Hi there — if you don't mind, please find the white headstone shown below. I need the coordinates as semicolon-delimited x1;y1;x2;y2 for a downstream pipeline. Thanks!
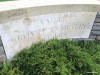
0;12;96;59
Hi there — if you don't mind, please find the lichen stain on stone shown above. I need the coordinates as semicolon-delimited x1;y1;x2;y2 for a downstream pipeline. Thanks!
23;18;32;25
36;33;44;41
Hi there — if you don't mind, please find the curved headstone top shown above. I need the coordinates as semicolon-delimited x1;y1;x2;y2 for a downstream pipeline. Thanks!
0;0;100;24
0;0;100;12
0;0;99;60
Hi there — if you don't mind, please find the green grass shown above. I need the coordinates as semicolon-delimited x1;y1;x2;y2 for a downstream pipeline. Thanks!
0;39;100;75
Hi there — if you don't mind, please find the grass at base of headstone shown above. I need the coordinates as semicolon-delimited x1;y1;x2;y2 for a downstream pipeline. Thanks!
0;39;100;75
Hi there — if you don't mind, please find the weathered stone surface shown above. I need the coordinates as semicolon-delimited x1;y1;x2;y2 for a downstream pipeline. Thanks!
97;12;100;15
0;12;96;59
73;38;95;41
0;9;28;24
95;18;100;23
89;35;96;39
0;54;6;63
0;4;99;24
0;39;2;46
92;25;100;30
94;23;100;26
96;15;100;18
91;31;100;36
95;36;100;40
0;1;100;61
0;46;4;55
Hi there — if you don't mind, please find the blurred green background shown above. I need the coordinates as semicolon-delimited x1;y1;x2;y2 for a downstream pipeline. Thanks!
0;0;13;2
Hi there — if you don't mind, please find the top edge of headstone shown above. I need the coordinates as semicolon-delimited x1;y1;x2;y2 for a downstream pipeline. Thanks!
0;0;100;12
0;0;100;23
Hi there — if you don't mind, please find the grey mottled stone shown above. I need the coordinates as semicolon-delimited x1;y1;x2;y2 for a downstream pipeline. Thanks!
95;18;100;23
96;15;100;18
97;12;100;15
92;25;100;31
0;54;6;63
72;38;95;41
0;39;2;46
95;36;100;40
0;46;4;55
0;9;28;23
94;23;100;26
91;31;100;36
89;35;96;39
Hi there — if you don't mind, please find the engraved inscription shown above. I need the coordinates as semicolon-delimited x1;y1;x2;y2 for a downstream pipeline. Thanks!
0;12;96;59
